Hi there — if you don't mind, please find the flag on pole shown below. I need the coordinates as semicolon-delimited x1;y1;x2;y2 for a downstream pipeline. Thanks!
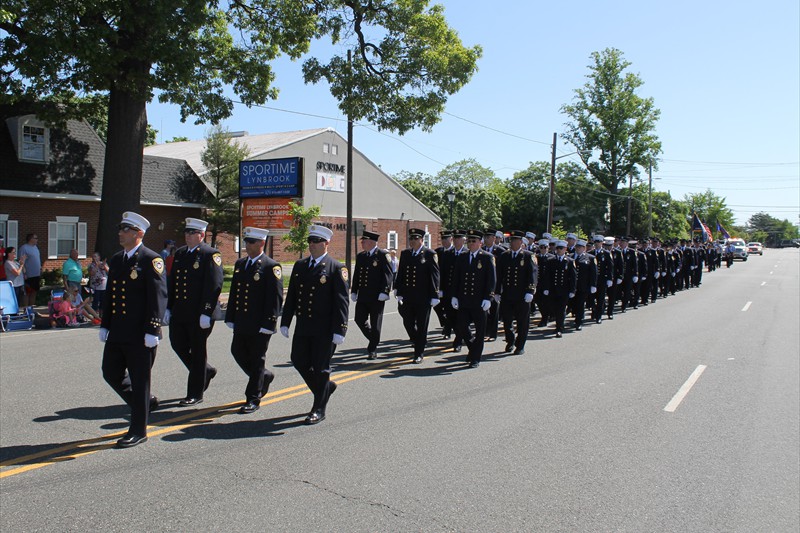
716;221;731;240
692;213;713;242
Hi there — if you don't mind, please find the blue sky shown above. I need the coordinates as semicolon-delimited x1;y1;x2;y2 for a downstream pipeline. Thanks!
146;0;800;227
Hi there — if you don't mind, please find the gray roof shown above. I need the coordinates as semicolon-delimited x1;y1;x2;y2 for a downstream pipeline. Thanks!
144;128;331;177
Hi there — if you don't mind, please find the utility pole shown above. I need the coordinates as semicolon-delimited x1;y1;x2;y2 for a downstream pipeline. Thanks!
345;50;353;274
547;132;556;233
626;173;633;236
647;161;653;237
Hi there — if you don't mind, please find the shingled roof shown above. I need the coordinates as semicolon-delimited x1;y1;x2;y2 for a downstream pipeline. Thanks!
1;103;208;206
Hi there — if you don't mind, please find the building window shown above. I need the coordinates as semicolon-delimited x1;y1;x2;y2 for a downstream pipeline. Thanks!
323;143;329;154
387;231;398;250
48;217;87;259
0;215;18;249
331;144;339;155
21;124;47;162
423;232;432;249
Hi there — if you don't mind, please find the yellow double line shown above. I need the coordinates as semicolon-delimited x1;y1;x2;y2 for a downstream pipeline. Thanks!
0;356;409;479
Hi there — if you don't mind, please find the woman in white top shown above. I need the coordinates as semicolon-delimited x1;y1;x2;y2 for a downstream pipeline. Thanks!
3;247;26;304
88;252;108;314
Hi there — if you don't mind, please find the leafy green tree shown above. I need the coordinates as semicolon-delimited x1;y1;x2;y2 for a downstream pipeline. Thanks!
2;0;481;257
561;48;662;234
683;190;735;239
200;125;251;248
283;202;321;259
502;162;550;231
167;136;190;143
747;212;799;246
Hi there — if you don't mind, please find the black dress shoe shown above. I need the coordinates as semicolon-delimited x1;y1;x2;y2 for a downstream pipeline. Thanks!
179;397;203;407
576;325;583;331
412;355;423;364
305;409;326;425
149;396;159;413
595;318;602;324
467;361;480;369
555;331;563;338
487;337;496;342
116;434;148;448
607;315;614;320
239;401;260;414
204;368;217;392
513;348;525;355
367;352;377;360
453;345;462;353
505;343;514;352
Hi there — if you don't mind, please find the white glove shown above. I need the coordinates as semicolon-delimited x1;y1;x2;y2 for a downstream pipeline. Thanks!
259;328;273;335
633;276;638;283
99;328;109;343
437;290;444;298
569;293;575;299
481;300;491;311
280;326;289;338
451;297;459;310
642;276;647;281
225;322;234;329
606;280;613;288
396;295;404;305
543;290;549;296
199;314;212;329
671;272;676;277
144;334;159;348
493;294;501;303
350;292;358;302
654;272;660;279
524;293;533;303
691;266;696;270
616;278;623;285
590;286;597;294
378;293;390;302
661;271;666;277
430;298;440;307
332;333;345;345
163;309;171;325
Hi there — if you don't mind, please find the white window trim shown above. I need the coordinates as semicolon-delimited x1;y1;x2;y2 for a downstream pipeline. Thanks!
0;215;18;249
48;218;87;259
16;115;50;164
387;230;398;250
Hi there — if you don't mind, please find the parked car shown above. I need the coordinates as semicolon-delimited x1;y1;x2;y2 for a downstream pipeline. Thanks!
778;239;800;248
747;242;763;255
726;239;748;261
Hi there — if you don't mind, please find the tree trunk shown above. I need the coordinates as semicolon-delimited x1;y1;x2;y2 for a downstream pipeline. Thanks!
95;86;148;258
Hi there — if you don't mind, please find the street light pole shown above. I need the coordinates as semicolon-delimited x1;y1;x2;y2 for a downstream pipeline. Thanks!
647;161;653;237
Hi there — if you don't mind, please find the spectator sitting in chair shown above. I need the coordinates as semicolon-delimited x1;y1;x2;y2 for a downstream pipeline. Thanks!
62;249;84;292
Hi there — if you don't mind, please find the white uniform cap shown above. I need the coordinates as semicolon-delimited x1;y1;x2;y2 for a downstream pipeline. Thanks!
542;232;552;239
495;230;504;239
185;218;209;231
309;224;333;241
522;237;529;246
592;235;604;242
556;240;568;247
603;236;615;245
538;239;550;246
549;238;558;244
525;232;536;240
576;239;587;246
243;227;269;240
120;211;150;232
566;233;577;240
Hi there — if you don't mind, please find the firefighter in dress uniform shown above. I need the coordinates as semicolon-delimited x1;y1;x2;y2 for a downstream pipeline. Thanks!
394;228;440;363
588;235;613;324
450;230;496;368
280;225;349;425
542;240;577;338
224;227;283;414
495;230;536;354
350;230;393;360
163;218;223;407
99;212;167;448
433;231;454;338
572;239;597;331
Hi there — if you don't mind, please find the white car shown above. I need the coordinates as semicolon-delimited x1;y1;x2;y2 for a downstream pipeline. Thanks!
747;242;763;255
727;239;748;261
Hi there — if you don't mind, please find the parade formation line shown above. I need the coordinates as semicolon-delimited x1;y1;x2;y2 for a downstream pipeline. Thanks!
0;355;413;479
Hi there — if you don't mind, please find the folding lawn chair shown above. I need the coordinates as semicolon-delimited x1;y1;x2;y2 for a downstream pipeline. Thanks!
0;280;34;331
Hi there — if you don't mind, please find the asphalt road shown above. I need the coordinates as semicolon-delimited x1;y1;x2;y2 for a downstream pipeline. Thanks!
1;249;798;532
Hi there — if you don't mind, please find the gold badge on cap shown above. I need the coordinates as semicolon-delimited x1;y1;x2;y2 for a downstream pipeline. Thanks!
152;258;164;275
212;253;222;267
273;266;282;280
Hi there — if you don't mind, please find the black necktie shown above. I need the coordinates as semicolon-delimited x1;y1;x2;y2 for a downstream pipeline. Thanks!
309;259;316;270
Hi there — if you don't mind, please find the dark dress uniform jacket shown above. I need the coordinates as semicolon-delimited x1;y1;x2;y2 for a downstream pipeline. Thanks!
543;255;577;295
281;255;349;337
590;248;614;283
438;247;462;298
395;247;440;304
452;250;496;307
168;243;224;319
496;249;536;302
351;247;393;299
102;245;167;342
225;255;283;333
574;252;598;293
622;248;639;279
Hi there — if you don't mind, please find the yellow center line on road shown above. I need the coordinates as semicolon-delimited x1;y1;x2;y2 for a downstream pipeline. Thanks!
0;355;413;479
